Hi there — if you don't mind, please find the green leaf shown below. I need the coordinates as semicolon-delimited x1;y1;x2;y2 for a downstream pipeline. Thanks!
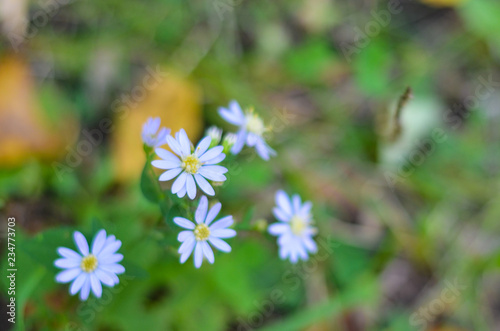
140;161;162;203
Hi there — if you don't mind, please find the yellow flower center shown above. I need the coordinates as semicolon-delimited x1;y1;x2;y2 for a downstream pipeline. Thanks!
245;110;266;136
290;216;307;236
182;154;202;174
194;224;210;241
80;254;98;273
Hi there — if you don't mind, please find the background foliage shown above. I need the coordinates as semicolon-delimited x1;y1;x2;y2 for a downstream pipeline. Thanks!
1;0;500;330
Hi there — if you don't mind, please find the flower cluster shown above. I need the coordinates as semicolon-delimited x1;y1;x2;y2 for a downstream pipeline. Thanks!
55;100;318;301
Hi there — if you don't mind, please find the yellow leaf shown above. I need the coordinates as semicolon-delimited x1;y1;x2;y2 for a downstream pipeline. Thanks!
0;54;78;167
111;70;203;181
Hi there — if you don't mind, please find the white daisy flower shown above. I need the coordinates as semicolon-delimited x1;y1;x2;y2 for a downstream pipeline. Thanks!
268;190;317;263
54;230;125;301
152;129;228;200
174;196;236;268
218;100;276;160
141;117;170;147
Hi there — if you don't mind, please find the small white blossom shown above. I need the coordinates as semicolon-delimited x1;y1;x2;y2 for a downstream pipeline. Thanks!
218;100;276;160
142;117;170;147
206;126;223;146
152;129;228;200
54;230;125;300
174;196;236;268
268;191;317;263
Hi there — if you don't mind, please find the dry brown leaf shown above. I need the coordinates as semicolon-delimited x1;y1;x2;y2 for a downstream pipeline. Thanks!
0;54;78;167
111;70;203;181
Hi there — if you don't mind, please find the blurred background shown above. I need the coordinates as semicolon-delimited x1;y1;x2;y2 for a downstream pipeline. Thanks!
1;0;500;330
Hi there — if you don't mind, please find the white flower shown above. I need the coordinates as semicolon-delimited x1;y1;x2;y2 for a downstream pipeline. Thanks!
174;196;236;268
268;191;317;263
142;117;170;147
218;100;276;160
206;126;222;145
152;129;228;200
54;230;125;301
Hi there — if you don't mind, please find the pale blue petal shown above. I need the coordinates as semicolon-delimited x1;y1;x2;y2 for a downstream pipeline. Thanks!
91;229;107;255
195;136;211;157
173;217;195;230
79;278;91;301
57;247;81;260
73;231;89;256
272;207;290;223
199;146;223;162
159;168;182;181
186;174;197;200
209;216;233;230
155;148;181;163
90;273;102;298
195;195;209;224
178;129;191;156
70;273;87;295
194;243;203;268
100;263;125;274
97;240;121;258
56;268;81;283
268;223;289;236
167;135;183;156
99;254;123;265
231;129;246;154
211;229;236;238
171;172;187;194
194;174;215;196
198;167;227;181
205;202;221;225
292;195;302;215
54;258;80;269
203;153;226;165
178;236;195;254
275;190;293;216
201;241;214;264
178;230;194;242
152;160;181;170
208;237;231;252
95;269;115;287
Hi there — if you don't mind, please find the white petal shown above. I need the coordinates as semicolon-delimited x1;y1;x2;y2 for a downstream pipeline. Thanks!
246;133;259;146
167;135;183;156
199;146;224;162
186;174;197;200
211;229;236;238
91;229;107;256
73;231;89;256
194;174;215;196
209;216;233;230
152;160;181;170
178;236;196;254
303;236;318;253
203;153;226;165
171;172;187;194
205;202;221;225
100;263;125;274
178;129;191;156
57;247;81;260
275;191;293;216
195;195;209;224
70;273;87;295
198;167;227;182
208;237;231;252
95;269;115;287
231;129;246;154
195;136;211;156
54;258;81;269
272;207;290;223
218;101;245;125
56;268;81;283
201;241;214;264
98;240;122;258
159;168;182;181
268;223;289;236
90;273;102;298
292;195;302;214
80;278;91;301
177;185;187;198
99;253;123;265
178;230;194;242
173;217;195;230
194;243;203;268
180;239;195;264
155;148;181;163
